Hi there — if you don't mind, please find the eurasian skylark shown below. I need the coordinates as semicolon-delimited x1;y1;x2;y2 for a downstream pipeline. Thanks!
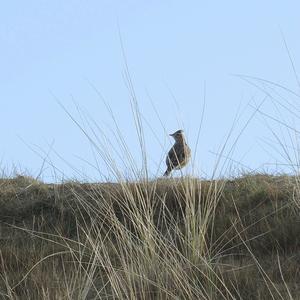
164;129;191;176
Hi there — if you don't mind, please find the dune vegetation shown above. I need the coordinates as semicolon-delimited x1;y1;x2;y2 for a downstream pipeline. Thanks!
0;172;299;299
1;61;300;299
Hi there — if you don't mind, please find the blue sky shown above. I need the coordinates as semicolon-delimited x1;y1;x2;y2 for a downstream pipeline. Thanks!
1;1;300;181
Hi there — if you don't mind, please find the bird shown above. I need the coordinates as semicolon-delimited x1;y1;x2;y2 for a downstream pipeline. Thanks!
164;129;191;176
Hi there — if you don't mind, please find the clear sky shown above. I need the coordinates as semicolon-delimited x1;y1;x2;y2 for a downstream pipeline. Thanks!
1;1;300;181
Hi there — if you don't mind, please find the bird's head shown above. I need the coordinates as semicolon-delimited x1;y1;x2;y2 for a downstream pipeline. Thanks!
170;129;185;142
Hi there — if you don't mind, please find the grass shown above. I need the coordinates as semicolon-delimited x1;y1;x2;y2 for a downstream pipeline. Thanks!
0;173;299;299
2;37;300;299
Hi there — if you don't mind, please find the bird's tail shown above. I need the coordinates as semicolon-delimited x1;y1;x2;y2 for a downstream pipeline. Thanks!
163;169;171;177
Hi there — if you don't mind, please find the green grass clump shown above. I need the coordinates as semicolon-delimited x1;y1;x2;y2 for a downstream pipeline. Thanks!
0;174;299;299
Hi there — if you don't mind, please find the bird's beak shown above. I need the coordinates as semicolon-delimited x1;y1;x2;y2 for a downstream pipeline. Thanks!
169;133;174;137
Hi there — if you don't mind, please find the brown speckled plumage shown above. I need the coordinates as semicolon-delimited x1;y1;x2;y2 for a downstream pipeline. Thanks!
164;130;191;176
